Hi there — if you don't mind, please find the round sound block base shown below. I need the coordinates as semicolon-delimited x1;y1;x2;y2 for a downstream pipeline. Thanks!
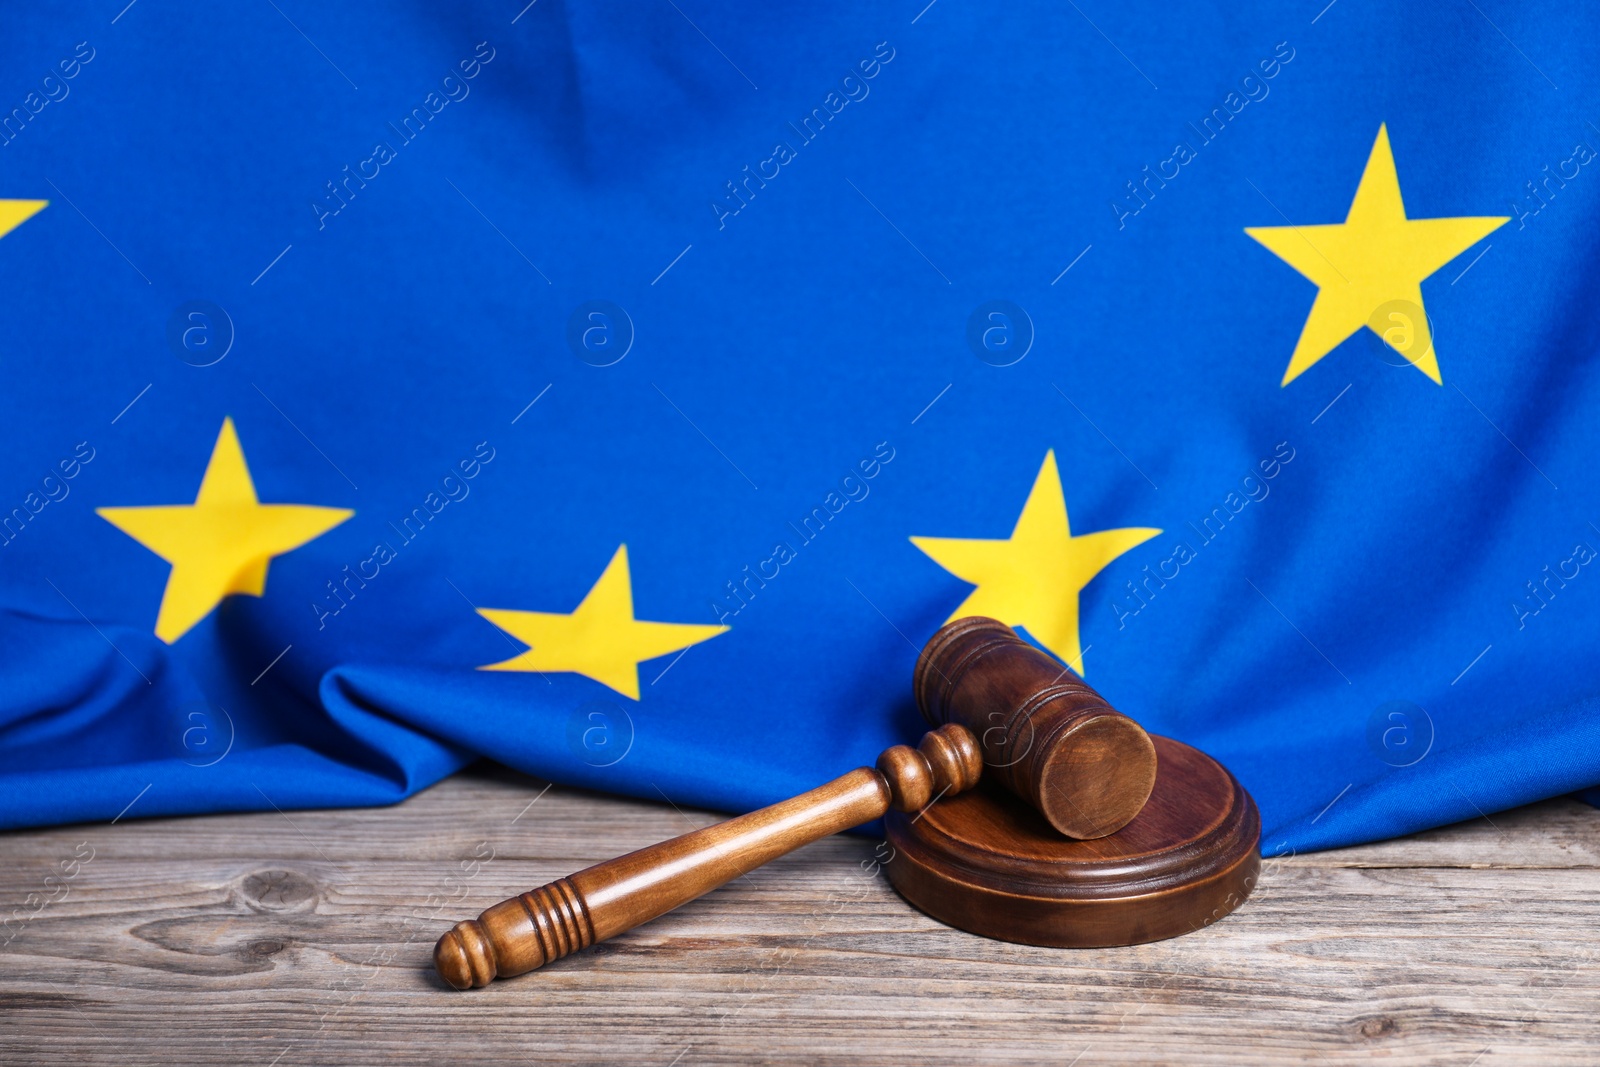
885;735;1260;948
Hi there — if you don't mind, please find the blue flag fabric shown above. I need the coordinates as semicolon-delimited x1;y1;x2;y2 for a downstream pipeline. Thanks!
2;1;1597;854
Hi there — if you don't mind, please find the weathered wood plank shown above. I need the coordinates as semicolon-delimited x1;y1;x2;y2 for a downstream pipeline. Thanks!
1;763;1596;1066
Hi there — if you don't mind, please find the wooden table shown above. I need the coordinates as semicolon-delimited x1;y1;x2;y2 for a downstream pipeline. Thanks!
2;762;1596;1065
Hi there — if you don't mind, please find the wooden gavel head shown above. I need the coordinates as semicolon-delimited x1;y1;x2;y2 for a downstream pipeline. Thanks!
914;616;1157;839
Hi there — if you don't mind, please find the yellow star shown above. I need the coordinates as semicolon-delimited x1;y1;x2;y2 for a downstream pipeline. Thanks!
1246;124;1508;386
910;451;1159;674
97;418;353;643
476;544;729;700
0;199;46;241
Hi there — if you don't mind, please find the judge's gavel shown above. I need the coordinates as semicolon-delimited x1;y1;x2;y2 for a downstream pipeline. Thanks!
434;617;1158;989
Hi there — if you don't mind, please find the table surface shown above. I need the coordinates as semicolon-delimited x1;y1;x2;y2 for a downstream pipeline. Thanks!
1;762;1596;1066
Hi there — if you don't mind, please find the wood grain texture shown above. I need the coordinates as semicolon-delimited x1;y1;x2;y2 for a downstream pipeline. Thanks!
1;761;1597;1066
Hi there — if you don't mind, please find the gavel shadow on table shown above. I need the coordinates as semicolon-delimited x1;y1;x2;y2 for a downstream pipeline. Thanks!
435;617;1260;989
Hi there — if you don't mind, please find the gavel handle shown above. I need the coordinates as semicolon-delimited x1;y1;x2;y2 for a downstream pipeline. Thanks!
435;722;982;988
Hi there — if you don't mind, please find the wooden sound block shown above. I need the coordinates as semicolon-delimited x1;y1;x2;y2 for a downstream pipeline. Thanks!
884;735;1260;948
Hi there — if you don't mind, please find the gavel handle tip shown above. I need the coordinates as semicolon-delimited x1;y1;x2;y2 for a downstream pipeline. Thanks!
436;919;498;990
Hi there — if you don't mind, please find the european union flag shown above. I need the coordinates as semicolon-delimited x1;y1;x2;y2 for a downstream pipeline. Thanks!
3;1;1597;855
